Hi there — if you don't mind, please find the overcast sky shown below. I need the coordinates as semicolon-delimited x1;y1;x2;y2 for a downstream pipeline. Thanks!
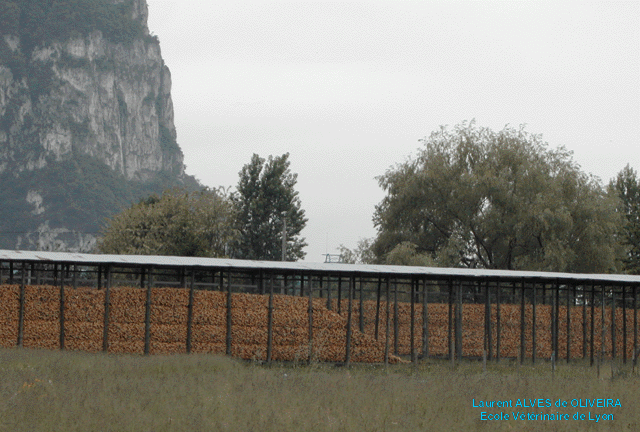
146;0;639;263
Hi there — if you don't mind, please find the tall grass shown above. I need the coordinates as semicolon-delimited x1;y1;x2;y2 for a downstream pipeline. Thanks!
0;348;638;431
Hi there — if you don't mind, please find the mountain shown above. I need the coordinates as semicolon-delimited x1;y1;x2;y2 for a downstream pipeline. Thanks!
0;0;200;252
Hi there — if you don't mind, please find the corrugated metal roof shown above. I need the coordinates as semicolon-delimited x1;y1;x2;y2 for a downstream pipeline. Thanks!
1;249;639;284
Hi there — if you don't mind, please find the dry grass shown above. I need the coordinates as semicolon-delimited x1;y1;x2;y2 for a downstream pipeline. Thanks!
1;348;639;431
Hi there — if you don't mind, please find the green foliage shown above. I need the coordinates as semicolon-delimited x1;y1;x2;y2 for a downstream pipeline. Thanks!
5;0;145;53
610;165;640;274
98;187;238;257
373;121;623;273
25;60;57;101
338;238;376;264
0;154;134;245
0;154;200;250
233;153;308;261
159;124;180;154
384;241;436;267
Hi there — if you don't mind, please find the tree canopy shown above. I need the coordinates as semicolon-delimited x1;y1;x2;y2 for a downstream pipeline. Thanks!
372;121;623;273
98;187;237;257
610;164;640;274
338;238;376;265
233;153;307;261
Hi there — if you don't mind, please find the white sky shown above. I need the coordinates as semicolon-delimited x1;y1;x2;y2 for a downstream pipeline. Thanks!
146;0;640;262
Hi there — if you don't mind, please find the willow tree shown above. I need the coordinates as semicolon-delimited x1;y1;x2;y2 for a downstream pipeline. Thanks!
373;121;623;273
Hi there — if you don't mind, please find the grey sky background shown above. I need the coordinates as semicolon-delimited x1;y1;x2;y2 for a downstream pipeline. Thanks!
146;0;639;262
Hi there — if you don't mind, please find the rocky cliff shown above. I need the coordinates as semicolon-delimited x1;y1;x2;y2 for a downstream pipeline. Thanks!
0;0;199;252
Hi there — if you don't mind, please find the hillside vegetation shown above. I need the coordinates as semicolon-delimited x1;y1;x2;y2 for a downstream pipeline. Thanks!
0;0;146;47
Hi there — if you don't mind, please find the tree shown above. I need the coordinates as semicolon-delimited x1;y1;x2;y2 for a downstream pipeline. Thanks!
383;241;436;266
98;187;238;257
373;121;623;273
610;165;640;274
338;238;376;264
233;153;307;261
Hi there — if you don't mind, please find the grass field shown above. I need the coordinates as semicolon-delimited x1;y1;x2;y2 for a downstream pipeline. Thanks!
0;348;638;431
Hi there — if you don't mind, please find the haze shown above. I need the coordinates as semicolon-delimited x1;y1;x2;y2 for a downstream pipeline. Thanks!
146;0;640;262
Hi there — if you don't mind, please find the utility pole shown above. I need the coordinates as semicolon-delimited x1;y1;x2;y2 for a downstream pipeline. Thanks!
281;211;287;261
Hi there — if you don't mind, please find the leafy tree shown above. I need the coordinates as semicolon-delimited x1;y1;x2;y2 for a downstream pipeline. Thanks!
98;188;238;257
233;153;307;261
384;241;436;266
338;238;376;264
373;121;623;273
610;165;640;274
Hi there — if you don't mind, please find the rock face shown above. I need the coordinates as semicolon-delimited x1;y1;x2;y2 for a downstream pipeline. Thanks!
0;0;198;252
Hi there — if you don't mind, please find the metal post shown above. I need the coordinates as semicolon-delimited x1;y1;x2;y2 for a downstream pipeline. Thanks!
485;281;492;361
17;262;26;347
600;285;606;373
144;267;153;355
267;273;274;363
582;285;587;360
448;280;454;363
532;281;536;364
611;287;616;360
623;285;627;364
102;266;112;352
226;271;232;355
634;285;638;368
422;279;429;358
496;281;501;362
520;279;525;364
359;277;364;333
410;278;416;363
186;270;195;353
346;275;354;366
308;275;314;363
455;281;462;361
375;277;382;340
393;279;399;356
59;264;65;350
384;277;390;366
590;283;595;366
337;276;342;314
566;283;571;363
553;281;560;361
